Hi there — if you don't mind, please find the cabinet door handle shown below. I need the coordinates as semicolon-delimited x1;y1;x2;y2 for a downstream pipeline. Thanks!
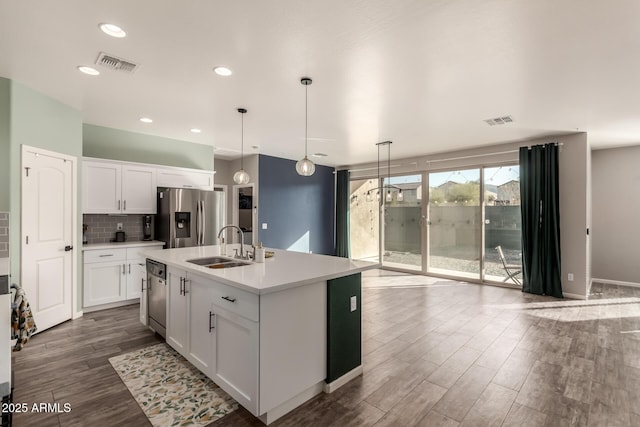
122;264;126;275
221;296;236;303
123;200;127;211
209;311;215;332
128;264;131;274
141;278;146;291
118;200;121;210
179;277;184;295
183;278;190;294
99;254;114;257
183;185;193;188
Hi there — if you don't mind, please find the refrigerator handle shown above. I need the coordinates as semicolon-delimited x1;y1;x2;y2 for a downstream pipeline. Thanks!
200;200;206;246
198;200;203;245
195;199;202;246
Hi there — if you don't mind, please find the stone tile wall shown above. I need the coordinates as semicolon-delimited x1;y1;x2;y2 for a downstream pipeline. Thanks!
0;212;8;258
83;214;152;244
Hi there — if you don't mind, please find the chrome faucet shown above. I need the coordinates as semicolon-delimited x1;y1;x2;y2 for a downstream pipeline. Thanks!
217;225;246;259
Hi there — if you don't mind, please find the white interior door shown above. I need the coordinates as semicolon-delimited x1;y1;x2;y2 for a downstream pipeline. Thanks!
22;145;76;332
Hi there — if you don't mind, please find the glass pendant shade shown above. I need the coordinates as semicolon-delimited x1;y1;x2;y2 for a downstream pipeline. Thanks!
297;77;316;176
233;169;250;185
397;190;404;201
296;156;316;176
386;190;392;202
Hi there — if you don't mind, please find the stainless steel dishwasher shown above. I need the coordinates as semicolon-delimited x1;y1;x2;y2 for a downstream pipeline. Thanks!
146;259;167;338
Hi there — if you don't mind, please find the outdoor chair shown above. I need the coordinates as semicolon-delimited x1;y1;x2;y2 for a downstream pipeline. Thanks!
496;245;522;286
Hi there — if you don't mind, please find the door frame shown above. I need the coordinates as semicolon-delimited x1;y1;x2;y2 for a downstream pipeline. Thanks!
21;144;80;320
232;183;257;245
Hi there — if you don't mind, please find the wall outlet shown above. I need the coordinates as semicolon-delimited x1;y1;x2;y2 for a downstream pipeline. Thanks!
262;223;268;230
350;296;357;312
116;223;123;231
568;273;574;281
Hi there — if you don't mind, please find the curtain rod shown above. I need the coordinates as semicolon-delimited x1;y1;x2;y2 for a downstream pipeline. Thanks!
344;142;564;172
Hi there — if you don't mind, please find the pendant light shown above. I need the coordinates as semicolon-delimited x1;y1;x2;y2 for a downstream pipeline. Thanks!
296;77;316;176
233;108;251;185
366;141;403;202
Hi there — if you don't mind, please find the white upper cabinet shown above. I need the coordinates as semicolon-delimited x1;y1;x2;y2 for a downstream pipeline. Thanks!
83;158;215;214
121;164;157;213
83;159;157;214
157;166;214;191
83;160;122;213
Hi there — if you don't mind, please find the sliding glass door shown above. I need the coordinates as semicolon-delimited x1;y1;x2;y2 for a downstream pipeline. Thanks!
348;163;521;287
483;165;522;285
381;174;423;271
349;179;380;262
426;168;481;279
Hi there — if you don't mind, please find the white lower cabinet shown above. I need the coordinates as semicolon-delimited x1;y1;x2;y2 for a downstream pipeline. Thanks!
210;305;259;414
83;260;125;306
166;268;188;355
83;244;163;310
165;266;259;415
187;275;215;375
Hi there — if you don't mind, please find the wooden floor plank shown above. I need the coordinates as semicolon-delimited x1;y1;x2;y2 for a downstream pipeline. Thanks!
9;274;639;426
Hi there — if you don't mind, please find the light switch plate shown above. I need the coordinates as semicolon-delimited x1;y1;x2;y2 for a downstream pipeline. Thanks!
262;223;268;230
350;296;357;312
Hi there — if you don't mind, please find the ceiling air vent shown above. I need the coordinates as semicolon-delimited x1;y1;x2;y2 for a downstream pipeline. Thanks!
484;115;514;126
95;52;139;73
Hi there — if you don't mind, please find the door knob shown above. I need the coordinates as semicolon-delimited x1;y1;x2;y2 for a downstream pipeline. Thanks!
64;245;73;251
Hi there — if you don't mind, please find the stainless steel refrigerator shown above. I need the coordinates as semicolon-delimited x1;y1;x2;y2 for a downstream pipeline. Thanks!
155;187;226;248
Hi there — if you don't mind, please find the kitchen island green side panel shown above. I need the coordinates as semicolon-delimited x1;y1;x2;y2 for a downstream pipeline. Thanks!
327;273;361;383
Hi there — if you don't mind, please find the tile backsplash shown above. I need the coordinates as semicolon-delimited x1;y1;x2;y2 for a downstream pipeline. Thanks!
0;212;8;258
83;214;153;244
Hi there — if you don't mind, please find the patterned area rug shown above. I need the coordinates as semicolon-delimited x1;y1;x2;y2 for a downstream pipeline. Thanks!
109;343;238;426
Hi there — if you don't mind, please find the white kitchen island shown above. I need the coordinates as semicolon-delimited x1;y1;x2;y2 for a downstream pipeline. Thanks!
144;245;377;425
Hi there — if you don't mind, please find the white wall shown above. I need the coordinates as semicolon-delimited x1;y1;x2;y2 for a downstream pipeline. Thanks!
591;145;640;285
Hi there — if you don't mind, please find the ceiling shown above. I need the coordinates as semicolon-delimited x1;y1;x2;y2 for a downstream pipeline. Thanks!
2;0;639;167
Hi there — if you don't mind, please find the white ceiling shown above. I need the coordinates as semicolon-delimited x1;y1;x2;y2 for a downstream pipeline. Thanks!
2;0;639;167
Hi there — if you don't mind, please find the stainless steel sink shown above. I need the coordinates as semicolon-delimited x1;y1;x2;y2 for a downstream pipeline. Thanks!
187;256;234;266
186;256;252;269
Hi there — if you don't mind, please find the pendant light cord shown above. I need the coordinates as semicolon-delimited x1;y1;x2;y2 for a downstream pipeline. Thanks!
305;83;308;158
241;112;244;170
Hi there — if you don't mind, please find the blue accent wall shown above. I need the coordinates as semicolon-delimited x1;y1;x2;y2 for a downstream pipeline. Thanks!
258;155;335;255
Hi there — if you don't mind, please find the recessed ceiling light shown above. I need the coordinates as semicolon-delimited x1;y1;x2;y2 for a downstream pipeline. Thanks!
139;117;153;123
190;128;202;133
77;66;100;76
213;66;232;76
99;23;126;38
312;153;328;157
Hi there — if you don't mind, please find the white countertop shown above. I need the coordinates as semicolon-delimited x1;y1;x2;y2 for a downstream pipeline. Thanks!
82;240;165;251
143;244;379;295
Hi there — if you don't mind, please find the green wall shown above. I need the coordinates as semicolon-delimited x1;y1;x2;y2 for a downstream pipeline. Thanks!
0;79;10;211
83;124;214;170
9;81;83;305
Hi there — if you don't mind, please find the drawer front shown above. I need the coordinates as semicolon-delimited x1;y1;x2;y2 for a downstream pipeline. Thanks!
127;245;163;261
84;248;126;263
209;281;259;322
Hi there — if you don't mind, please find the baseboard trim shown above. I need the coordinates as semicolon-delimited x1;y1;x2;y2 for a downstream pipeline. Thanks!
72;310;83;320
83;299;138;313
259;381;324;425
324;365;363;393
591;278;640;288
563;292;587;300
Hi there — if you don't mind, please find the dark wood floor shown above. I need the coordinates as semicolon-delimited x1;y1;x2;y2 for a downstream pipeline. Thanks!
11;271;640;426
